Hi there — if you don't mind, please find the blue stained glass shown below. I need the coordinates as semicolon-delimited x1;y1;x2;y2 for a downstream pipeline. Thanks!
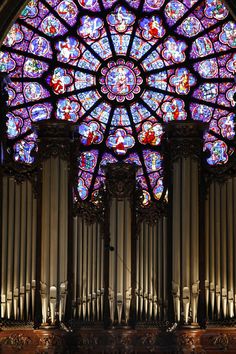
1;0;236;202
92;37;112;59
111;108;130;126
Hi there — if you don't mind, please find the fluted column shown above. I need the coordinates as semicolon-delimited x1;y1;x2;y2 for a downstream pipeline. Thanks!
166;121;207;326
34;121;74;326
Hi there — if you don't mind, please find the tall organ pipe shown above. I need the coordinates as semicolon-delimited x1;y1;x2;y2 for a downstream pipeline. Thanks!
136;218;168;322
1;176;37;321
206;178;236;321
73;217;103;322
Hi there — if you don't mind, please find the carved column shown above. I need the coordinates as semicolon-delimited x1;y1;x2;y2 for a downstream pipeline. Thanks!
33;120;74;326
103;163;137;326
166;121;207;326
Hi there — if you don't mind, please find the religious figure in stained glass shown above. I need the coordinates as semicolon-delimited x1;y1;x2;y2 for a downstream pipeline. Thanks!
0;0;235;205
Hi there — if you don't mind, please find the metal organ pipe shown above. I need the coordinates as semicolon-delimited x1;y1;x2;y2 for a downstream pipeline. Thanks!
109;198;116;323
31;189;37;320
73;217;103;322
49;157;59;325
221;184;227;318
227;179;234;318
20;182;27;320
59;159;68;322
7;177;14;319
171;155;201;325
138;222;144;320
190;159;199;324
135;218;168;322
209;182;215;319
157;222;161;319
1;176;37;321
13;183;20;320
1;177;8;318
124;199;131;323
233;177;236;316
26;181;33;320
215;182;221;319
40;156;69;325
204;189;210;321
108;198;132;324
206;178;236;321
182;158;191;325
162;217;167;320
41;159;50;324
72;217;78;318
172;160;181;322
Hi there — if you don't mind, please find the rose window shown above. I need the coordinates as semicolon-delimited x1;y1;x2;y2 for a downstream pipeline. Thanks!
99;59;143;102
1;0;236;205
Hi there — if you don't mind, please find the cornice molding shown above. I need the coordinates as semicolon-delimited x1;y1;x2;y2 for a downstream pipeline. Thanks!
164;121;208;162
33;120;75;161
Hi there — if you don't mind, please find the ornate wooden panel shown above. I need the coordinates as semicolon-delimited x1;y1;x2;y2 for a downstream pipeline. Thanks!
1;327;236;353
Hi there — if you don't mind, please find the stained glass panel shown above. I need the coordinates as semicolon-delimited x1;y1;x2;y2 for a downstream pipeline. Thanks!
1;0;236;205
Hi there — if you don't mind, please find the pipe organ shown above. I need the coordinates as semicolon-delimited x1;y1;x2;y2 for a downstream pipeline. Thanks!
166;121;207;325
171;156;200;324
108;197;132;324
136;218;168;322
72;217;103;321
205;177;236;321
41;155;68;325
2;126;236;327
2;121;236;353
1;176;37;321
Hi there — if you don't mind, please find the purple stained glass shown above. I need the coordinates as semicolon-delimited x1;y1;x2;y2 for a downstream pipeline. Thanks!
107;6;135;33
139;16;165;40
138;121;163;145
107;129;135;155
6;113;23;139
1;0;235;203
56;98;80;122
143;150;162;172
153;178;164;200
79;150;98;172
99;59;142;102
79;121;103;145
205;140;229;165
55;0;78;26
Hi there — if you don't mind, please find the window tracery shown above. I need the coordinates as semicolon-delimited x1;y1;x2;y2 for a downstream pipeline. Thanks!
0;0;235;204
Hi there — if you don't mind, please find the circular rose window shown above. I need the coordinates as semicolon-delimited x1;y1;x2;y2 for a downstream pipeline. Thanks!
1;0;235;205
99;59;143;102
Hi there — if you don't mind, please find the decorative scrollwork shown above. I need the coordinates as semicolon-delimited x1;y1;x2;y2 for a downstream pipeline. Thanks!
33;120;75;162
0;333;32;351
73;198;105;224
176;334;195;348
39;334;63;348
136;200;167;225
208;333;230;351
103;162;138;199
77;334;100;350
165;121;208;162
204;153;236;186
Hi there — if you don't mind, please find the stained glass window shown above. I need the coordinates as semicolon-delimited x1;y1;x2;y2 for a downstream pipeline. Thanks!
1;0;236;204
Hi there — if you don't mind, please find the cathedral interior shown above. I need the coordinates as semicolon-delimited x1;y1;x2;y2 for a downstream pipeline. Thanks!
0;0;236;352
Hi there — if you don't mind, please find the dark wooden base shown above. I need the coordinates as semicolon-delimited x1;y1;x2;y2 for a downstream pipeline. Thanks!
0;326;236;353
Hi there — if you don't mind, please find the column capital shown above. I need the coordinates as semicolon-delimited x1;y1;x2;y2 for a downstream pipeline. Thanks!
33;120;75;161
164;121;208;161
